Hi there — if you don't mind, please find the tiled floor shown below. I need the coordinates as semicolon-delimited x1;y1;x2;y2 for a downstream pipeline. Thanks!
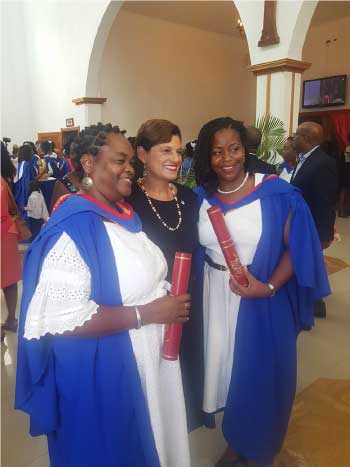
1;218;350;467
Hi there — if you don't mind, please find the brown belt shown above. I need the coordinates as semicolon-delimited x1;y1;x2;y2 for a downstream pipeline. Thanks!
204;254;227;272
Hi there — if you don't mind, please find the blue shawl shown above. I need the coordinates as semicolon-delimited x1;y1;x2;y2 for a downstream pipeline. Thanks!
13;160;34;221
195;176;330;465
15;195;160;467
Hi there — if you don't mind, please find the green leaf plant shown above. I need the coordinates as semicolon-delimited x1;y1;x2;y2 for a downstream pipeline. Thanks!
255;114;287;165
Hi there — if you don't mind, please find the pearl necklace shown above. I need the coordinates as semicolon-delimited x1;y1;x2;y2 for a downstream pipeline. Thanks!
138;179;182;231
217;172;249;195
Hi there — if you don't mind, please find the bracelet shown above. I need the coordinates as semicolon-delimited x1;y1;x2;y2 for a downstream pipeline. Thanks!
134;306;142;329
267;283;276;297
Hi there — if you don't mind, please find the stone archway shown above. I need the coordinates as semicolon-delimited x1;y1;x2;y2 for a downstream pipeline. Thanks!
83;1;124;124
84;1;255;139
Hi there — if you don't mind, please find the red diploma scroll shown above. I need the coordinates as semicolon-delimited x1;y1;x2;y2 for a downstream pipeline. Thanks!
162;252;192;361
207;205;248;287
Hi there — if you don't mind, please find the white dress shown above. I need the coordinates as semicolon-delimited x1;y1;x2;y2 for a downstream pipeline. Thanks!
24;221;191;467
198;174;263;413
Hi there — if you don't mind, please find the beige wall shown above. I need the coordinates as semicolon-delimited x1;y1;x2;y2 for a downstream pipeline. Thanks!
99;8;255;142
301;16;350;112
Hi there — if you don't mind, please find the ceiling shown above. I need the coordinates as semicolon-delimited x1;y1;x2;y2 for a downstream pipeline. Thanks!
122;1;350;38
311;1;350;26
122;1;240;37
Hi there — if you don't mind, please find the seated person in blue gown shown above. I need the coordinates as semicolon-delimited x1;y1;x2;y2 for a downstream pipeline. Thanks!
193;117;330;467
15;123;192;467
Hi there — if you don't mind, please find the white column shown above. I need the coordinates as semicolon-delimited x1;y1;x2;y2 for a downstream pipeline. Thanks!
250;59;310;135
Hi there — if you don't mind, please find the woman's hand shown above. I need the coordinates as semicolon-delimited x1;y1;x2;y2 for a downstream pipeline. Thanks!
229;267;271;299
141;294;191;325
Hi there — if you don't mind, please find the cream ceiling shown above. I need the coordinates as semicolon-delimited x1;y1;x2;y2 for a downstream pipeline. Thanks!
122;1;240;37
122;1;350;38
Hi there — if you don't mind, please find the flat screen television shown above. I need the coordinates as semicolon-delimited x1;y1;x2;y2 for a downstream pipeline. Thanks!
302;74;347;108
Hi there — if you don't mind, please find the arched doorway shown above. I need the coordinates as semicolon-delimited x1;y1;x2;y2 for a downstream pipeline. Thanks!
85;1;254;140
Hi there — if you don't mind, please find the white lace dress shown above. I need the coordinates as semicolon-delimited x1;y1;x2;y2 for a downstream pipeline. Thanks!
198;174;263;413
24;221;191;467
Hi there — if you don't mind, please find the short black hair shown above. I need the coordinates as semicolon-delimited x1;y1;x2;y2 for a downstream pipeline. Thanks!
1;142;16;181
23;141;36;154
184;140;197;159
29;180;40;195
40;140;52;154
72;122;126;177
193;117;250;195
18;144;33;162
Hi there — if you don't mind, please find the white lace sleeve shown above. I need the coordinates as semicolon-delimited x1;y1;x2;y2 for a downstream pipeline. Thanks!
24;232;99;339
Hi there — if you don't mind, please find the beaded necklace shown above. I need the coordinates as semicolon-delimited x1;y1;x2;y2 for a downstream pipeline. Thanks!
137;178;182;231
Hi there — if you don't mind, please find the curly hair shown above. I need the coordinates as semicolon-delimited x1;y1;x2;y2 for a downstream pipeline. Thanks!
72;122;126;178
193;117;251;195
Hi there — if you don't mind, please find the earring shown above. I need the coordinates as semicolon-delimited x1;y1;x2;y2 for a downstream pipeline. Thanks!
143;163;147;177
81;174;94;190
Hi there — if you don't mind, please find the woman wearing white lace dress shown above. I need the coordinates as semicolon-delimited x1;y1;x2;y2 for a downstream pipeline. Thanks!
15;123;191;467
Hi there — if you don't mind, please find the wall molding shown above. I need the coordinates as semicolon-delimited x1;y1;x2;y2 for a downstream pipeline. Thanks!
248;58;311;76
72;97;107;105
289;72;296;135
266;74;271;115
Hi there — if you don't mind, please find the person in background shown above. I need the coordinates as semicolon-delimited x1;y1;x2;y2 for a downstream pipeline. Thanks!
245;126;277;174
42;141;64;178
127;119;203;431
16;123;191;467
338;133;350;217
291;121;337;319
128;136;144;181
24;180;49;240
24;141;40;176
180;140;196;177
193;117;330;467
11;144;19;166
56;141;71;177
1;143;22;340
278;137;297;183
13;144;35;222
50;141;81;211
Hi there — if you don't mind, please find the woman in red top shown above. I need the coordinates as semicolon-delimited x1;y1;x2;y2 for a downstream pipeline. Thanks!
1;143;22;340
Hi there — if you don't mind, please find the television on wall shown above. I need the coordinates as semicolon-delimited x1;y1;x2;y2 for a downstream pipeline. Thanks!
302;74;347;108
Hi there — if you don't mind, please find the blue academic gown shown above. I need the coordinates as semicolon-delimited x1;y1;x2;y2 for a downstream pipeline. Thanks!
195;176;330;466
15;195;161;467
13;160;35;222
44;155;64;179
31;154;40;175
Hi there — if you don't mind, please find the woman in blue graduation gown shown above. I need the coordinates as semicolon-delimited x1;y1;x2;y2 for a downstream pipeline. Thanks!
16;123;191;467
193;117;330;467
13;144;36;222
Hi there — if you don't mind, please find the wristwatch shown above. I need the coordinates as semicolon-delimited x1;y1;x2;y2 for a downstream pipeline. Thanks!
267;283;276;297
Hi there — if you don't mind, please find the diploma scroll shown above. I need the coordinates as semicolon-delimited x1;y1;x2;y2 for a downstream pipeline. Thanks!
207;205;248;287
162;252;192;361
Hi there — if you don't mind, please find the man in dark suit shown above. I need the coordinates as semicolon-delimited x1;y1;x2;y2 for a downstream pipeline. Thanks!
291;122;337;318
245;126;277;174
